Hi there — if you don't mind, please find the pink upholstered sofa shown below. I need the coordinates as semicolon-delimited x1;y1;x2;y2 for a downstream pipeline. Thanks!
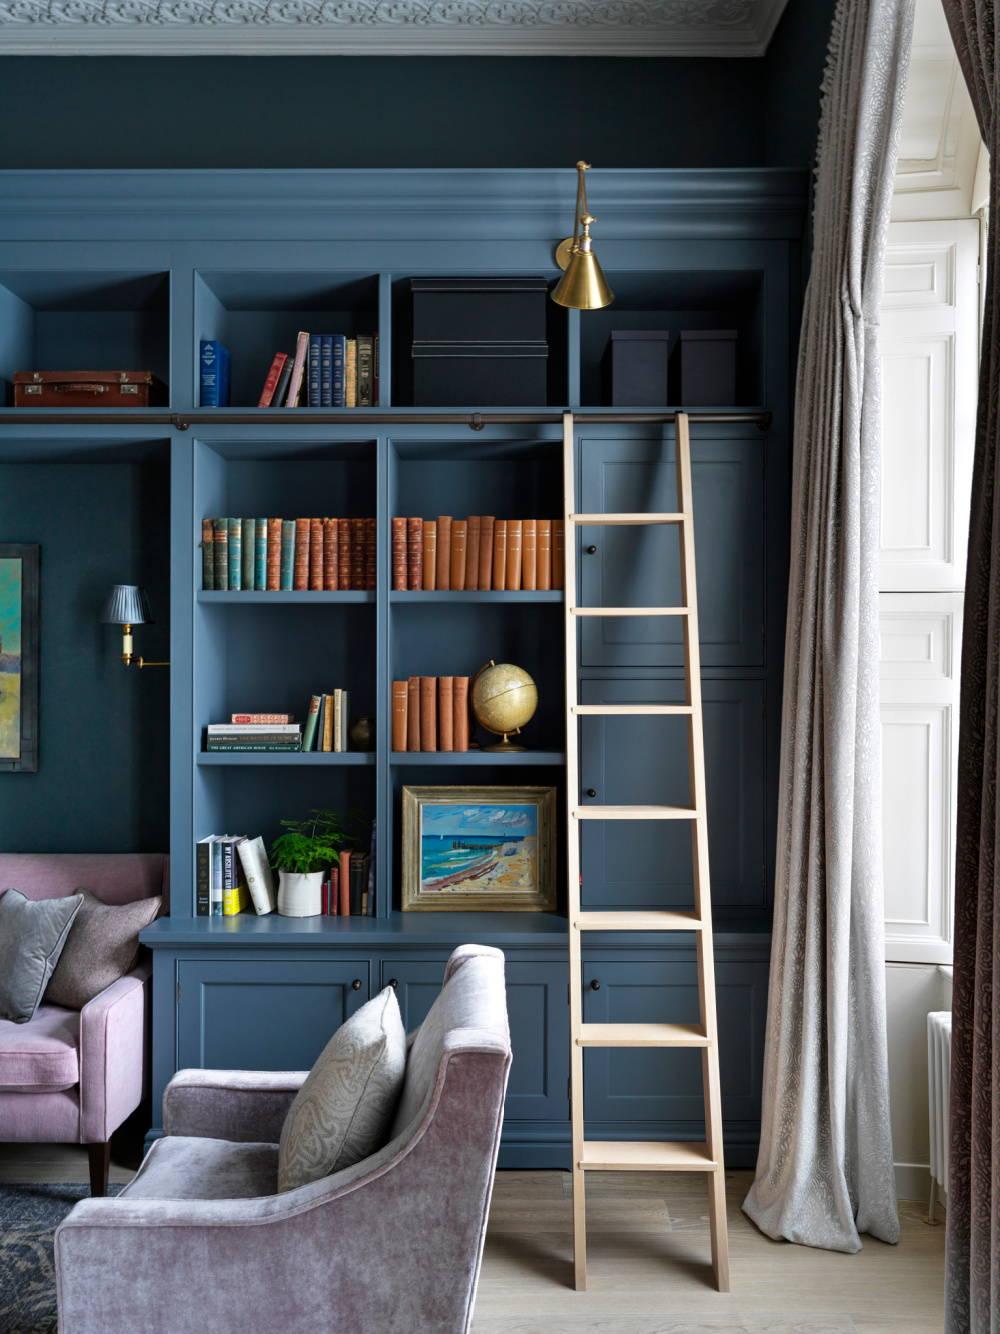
0;853;168;1195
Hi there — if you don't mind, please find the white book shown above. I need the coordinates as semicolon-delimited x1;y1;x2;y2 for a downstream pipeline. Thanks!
207;724;301;735
210;836;224;916
236;836;276;915
340;690;350;751
333;689;343;753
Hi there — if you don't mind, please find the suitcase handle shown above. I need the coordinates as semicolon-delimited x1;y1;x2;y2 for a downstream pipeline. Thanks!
50;382;109;394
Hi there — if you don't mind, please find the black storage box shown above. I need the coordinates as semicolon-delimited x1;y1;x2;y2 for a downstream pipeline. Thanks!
669;329;738;406
411;276;549;406
603;330;670;406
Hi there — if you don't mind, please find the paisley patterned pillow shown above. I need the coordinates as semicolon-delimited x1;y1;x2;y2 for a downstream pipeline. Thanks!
277;986;406;1193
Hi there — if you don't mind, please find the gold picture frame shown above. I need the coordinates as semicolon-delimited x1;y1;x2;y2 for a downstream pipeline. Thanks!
402;785;557;912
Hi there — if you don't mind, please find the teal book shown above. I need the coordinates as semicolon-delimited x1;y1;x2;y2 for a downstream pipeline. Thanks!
301;694;322;751
212;518;229;591
280;520;295;590
228;518;242;590
254;519;268;590
200;540;214;592
241;519;255;590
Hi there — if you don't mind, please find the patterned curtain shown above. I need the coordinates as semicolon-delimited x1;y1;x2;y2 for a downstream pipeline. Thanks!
938;5;1000;1330
741;0;913;1252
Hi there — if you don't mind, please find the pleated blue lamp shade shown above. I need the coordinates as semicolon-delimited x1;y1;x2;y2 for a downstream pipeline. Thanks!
100;585;154;626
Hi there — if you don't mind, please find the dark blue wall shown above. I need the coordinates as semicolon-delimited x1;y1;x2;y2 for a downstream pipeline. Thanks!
0;460;170;852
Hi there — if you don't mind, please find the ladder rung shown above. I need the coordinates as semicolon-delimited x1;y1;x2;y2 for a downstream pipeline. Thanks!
572;805;699;820
571;606;689;617
573;911;703;931
571;704;693;715
578;1141;718;1172
571;512;686;526
577;1022;709;1048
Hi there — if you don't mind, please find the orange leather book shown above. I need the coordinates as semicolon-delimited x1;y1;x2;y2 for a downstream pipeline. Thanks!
453;676;470;751
505;519;523;591
420;677;438;750
293;518;311;590
478;516;495;589
436;516;452;590
450;520;468;591
351;517;365;591
492;520;507;590
536;519;552;590
391;517;407;591
266;518;282;590
309;518;324;589
552;519;565;590
522;519;537;591
407;677;421;751
322;694;335;752
438;677;454;750
422;520;437;590
338;517;351;590
338;849;352;917
323;517;339;591
365;516;377;591
391;680;408;751
465;517;481;590
406;517;423;591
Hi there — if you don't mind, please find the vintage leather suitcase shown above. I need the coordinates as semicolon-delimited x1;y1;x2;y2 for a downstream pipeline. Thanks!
13;371;168;407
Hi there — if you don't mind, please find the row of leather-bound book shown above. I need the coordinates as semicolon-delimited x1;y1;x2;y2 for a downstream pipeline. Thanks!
392;517;565;591
392;677;472;751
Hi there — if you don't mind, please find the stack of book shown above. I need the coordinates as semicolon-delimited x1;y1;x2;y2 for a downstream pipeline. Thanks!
392;676;471;752
301;692;352;752
206;719;302;752
200;517;375;591
257;332;378;408
324;843;375;915
391;517;565;591
195;834;275;916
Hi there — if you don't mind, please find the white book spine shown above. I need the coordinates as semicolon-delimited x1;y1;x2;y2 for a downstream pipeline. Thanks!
237;835;276;915
333;689;343;753
340;690;350;751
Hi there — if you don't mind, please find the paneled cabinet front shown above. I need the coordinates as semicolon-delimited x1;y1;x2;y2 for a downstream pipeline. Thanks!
176;958;371;1072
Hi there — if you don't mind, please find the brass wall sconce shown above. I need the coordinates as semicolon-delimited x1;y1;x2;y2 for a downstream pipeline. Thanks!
100;585;169;668
551;161;614;311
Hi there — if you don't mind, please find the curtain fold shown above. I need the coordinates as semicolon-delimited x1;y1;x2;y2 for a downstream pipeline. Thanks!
938;5;1000;1331
741;0;913;1253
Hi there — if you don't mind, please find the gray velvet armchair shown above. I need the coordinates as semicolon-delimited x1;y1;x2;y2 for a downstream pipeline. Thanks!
55;943;511;1334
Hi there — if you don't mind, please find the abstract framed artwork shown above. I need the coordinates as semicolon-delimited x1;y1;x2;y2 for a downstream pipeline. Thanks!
0;545;40;773
401;785;556;912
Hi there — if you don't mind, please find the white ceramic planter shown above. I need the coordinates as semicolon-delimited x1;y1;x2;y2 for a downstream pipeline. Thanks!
277;870;325;917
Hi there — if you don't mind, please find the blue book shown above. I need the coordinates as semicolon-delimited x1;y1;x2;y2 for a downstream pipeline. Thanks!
254;519;268;590
307;334;322;408
280;520;295;590
320;335;333;407
241;519;255;591
200;340;230;408
227;518;242;590
331;335;346;408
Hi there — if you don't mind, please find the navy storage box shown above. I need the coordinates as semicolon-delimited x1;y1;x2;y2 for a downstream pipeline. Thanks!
411;276;548;406
603;330;671;406
669;329;738;406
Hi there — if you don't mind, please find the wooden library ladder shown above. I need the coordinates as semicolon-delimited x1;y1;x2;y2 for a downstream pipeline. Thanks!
562;409;730;1293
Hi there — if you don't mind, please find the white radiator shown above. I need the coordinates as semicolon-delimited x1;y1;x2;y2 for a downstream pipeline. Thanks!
927;1009;952;1221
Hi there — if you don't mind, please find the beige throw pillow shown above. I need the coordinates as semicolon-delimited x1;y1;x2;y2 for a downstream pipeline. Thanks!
278;986;406;1193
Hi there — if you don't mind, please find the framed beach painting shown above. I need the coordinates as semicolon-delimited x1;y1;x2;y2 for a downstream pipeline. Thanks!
0;544;40;773
401;786;557;912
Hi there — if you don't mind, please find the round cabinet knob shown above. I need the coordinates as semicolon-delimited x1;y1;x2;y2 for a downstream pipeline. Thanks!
586;545;597;554
351;979;362;991
589;979;601;991
388;978;398;989
586;789;596;798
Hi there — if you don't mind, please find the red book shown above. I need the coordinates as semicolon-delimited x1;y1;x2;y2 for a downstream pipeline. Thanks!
407;517;423;591
478;517;495;590
293;518;311;590
552;519;565;590
338;518;351;590
392;517;408;591
266;518;282;590
351;517;365;591
323;518;339;591
365;517;377;590
436;516;452;591
438;677;454;751
231;713;295;724
466;516;482;590
407;677;421;751
420;677;438;751
453;676;470;751
309;518;324;590
257;352;288;407
337;850;352;917
321;879;329;915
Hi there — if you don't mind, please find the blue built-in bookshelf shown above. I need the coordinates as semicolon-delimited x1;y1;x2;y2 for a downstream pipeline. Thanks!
0;168;806;1166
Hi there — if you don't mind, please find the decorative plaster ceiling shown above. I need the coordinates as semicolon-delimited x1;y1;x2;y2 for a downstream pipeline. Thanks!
0;0;790;56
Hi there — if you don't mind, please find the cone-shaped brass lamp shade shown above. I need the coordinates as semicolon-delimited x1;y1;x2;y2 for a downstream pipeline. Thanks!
551;165;614;311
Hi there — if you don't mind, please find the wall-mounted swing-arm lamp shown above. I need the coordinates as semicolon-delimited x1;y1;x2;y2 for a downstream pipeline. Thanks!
100;585;169;668
550;161;614;311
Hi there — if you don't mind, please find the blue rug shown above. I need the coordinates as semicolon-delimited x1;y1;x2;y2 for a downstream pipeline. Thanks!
0;1183;125;1334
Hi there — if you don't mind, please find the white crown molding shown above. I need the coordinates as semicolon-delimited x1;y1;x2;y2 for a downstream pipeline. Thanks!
0;0;790;56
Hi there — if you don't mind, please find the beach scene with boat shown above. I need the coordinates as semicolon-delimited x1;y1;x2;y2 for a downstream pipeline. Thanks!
421;802;538;895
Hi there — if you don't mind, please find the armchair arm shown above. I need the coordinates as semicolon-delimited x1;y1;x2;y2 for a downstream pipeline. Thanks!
163;1068;308;1143
78;961;150;1145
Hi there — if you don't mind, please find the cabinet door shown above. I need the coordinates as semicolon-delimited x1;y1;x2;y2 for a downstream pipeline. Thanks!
580;958;766;1127
177;959;371;1071
579;435;764;667
382;958;569;1122
579;678;765;914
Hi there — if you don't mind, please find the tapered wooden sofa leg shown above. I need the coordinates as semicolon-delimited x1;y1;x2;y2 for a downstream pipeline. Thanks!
87;1142;111;1197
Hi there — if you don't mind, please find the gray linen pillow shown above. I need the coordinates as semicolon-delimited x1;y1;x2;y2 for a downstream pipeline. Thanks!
278;986;406;1193
0;889;84;1024
45;889;161;1010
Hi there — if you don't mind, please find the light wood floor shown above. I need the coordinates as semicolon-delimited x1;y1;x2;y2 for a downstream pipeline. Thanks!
0;1143;945;1334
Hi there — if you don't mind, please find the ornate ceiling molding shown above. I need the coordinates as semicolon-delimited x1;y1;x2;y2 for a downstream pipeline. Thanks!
0;0;789;55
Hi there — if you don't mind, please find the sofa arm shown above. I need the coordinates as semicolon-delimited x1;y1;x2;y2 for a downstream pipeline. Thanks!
78;961;150;1145
163;1068;308;1143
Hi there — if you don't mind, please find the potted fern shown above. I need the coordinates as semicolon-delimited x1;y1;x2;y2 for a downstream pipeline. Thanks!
270;808;352;917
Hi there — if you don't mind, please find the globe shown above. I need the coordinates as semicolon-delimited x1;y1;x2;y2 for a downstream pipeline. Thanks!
471;662;538;752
